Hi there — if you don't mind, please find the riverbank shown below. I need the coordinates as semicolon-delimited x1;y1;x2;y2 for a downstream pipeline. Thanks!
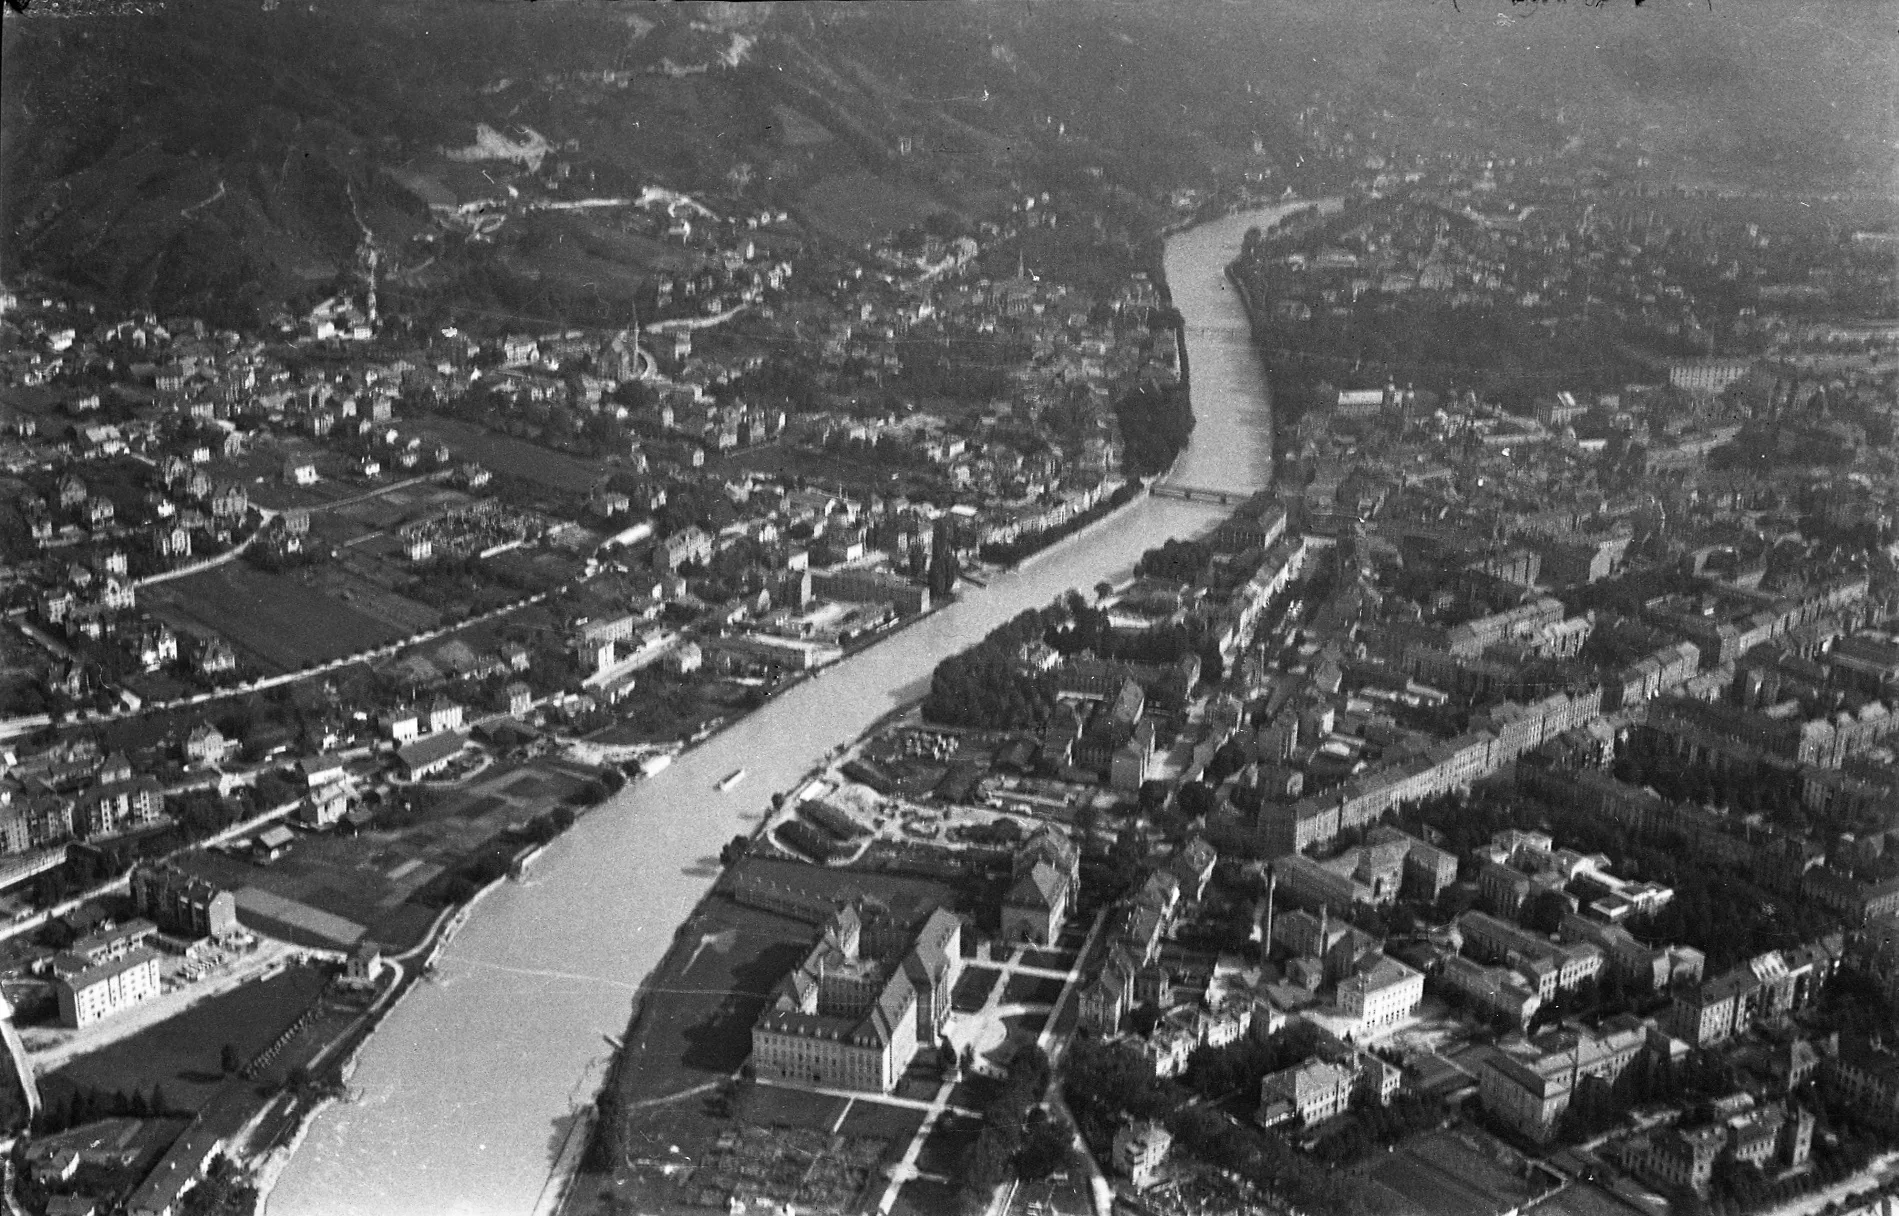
250;819;572;1213
262;199;1307;1216
245;600;963;1209
545;207;1314;1216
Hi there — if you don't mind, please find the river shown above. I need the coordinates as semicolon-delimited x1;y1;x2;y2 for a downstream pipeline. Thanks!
265;197;1320;1216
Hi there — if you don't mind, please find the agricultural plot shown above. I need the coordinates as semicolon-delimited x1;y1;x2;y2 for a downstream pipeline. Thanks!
688;1124;888;1215
145;563;437;674
328;483;473;533
313;562;442;633
610;1087;913;1216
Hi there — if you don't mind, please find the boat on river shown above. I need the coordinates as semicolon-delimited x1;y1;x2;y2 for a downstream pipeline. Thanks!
716;769;746;792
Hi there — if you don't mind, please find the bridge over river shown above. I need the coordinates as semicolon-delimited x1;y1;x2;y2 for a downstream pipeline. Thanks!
265;196;1337;1216
1149;483;1254;506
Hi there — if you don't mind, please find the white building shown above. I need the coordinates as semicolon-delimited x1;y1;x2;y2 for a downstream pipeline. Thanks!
1112;1121;1172;1190
54;947;161;1028
1336;956;1424;1038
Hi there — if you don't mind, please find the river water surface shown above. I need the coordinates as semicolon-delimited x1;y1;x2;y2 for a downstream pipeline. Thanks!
266;198;1321;1216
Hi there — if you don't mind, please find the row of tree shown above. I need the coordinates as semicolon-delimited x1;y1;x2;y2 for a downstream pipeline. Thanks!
957;1045;1067;1214
977;483;1141;566
922;606;1064;730
36;1083;176;1134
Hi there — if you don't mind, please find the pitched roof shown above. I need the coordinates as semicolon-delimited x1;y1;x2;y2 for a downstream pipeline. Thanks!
1007;861;1066;911
397;730;466;771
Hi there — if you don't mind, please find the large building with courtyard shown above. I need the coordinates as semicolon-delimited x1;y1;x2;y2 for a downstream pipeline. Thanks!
751;900;963;1094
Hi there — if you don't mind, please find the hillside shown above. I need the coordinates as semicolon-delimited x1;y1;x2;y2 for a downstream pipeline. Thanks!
1;0;1889;326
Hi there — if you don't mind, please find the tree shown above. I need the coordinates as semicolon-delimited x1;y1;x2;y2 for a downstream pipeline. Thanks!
1520;890;1570;935
960;1131;1015;1214
583;1089;622;1173
1015;1115;1071;1180
1197;639;1225;686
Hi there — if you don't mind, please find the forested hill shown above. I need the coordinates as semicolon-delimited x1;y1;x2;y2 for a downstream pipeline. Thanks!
2;0;1887;325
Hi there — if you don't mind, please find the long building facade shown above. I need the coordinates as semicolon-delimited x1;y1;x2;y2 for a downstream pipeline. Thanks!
750;900;961;1094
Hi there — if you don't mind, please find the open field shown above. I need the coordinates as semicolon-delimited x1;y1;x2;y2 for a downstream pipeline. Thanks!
536;211;704;275
144;562;439;674
798;171;944;247
405;417;605;494
43;963;331;1113
1360;1128;1545;1216
172;761;592;951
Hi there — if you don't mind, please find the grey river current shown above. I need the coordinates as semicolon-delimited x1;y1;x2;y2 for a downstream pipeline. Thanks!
265;198;1327;1216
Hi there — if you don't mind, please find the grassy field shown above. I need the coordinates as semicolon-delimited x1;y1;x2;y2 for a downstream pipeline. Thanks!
798;171;944;247
315;561;442;634
1017;948;1071;971
1001;973;1067;1006
950;967;999;1013
406;417;605;494
44;963;331;1113
145;562;438;674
